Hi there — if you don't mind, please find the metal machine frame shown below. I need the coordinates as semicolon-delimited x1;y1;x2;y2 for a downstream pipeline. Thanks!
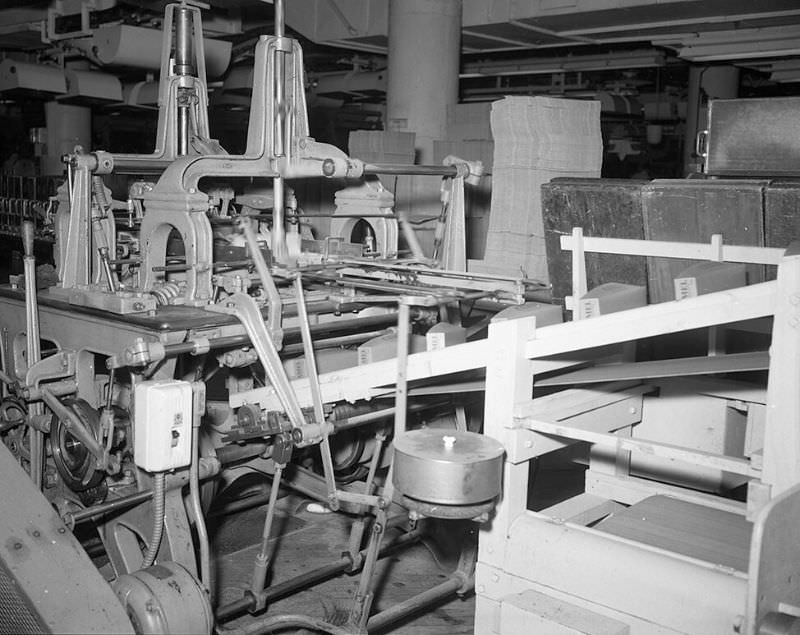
4;0;797;631
0;1;538;633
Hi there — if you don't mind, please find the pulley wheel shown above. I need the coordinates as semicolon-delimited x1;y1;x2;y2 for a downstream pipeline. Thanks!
50;398;105;494
393;429;504;506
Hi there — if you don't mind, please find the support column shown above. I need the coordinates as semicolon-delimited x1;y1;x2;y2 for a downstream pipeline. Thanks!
387;0;460;164
387;0;461;252
43;101;91;176
683;65;739;176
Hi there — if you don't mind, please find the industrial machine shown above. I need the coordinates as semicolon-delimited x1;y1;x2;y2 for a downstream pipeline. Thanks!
0;2;536;633
4;0;800;633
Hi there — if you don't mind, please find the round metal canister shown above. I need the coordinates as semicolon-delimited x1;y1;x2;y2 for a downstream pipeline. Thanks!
392;429;504;505
113;561;213;634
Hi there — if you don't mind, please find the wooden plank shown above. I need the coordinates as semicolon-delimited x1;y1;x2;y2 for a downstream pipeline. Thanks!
642;179;767;303
507;395;643;463
500;590;630;634
480;315;537;568
746;483;800;633
524;280;776;359
520;418;758;476
535;351;770;386
595;495;752;572
514;381;645;422
476;564;694;635
230;338;492;409
501;512;748;634
762;253;800;495
539;493;620;525
584;472;747;515
560;234;784;265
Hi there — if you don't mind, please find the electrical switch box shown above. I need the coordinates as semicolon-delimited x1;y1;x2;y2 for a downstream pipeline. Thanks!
134;379;193;472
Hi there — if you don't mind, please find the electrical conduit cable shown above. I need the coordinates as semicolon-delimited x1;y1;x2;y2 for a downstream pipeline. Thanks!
141;472;165;568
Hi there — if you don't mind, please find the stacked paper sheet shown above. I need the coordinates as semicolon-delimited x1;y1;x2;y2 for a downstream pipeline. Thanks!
472;96;602;282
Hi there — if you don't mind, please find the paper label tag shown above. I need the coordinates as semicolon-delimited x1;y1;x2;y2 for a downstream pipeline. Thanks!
427;332;446;351
674;277;698;300
579;298;600;319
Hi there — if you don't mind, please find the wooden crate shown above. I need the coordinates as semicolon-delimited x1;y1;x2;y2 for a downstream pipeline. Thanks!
642;179;767;303
542;178;648;303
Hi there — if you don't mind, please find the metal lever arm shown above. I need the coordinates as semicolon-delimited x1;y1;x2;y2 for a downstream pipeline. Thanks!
293;275;338;510
208;292;304;429
237;217;283;344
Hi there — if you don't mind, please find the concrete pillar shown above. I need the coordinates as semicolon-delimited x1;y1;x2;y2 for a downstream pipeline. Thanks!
386;0;461;252
683;65;739;175
387;0;460;164
43;102;91;176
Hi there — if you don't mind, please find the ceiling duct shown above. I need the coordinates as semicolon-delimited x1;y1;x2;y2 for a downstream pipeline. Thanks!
0;59;66;97
91;24;232;78
121;80;159;108
59;68;122;104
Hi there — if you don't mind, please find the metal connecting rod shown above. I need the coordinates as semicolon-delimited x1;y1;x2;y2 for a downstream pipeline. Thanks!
22;221;44;489
208;292;305;428
294;275;339;510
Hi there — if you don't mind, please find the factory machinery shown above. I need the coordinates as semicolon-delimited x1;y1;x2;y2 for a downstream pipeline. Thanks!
0;2;532;634
3;2;800;635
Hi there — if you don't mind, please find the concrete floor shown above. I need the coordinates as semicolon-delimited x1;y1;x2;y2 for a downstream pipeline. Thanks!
211;492;476;634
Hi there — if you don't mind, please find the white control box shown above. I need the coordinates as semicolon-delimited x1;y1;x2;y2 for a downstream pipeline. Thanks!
134;379;193;472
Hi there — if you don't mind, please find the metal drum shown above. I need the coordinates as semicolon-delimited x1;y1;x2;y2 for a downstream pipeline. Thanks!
393;429;504;506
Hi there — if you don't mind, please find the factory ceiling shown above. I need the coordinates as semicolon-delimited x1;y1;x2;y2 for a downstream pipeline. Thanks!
286;0;800;81
1;0;800;110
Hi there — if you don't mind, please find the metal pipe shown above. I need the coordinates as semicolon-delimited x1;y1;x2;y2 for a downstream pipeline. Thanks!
366;574;467;631
175;6;193;156
249;463;284;601
279;329;387;356
188;386;211;595
159;312;399;357
331;400;447;433
66;490;154;526
274;0;284;38
271;0;287;261
363;163;461;177
216;528;422;622
219;614;350;635
174;7;193;75
272;177;286;262
394;302;411;439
